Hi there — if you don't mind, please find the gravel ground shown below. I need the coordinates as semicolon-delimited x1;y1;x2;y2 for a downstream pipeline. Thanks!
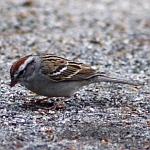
0;0;150;149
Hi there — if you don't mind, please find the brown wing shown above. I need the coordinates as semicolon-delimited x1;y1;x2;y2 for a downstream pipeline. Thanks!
40;54;97;82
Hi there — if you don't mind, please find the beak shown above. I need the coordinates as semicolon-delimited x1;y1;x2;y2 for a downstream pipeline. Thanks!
10;79;18;87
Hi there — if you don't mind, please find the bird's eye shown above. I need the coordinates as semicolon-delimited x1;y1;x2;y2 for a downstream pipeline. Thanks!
19;70;25;76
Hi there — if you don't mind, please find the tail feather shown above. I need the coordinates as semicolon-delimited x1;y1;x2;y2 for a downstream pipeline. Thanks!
96;74;142;86
85;72;144;86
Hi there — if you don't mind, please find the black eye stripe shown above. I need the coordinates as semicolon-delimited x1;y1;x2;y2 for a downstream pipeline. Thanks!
15;69;25;79
18;59;35;76
19;70;25;75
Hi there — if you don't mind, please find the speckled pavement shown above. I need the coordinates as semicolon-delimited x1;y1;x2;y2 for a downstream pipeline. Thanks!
0;0;150;149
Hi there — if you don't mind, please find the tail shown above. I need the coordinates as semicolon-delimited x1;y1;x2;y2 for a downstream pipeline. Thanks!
85;72;144;86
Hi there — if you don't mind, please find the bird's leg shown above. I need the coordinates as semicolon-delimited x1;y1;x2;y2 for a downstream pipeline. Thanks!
33;96;51;104
48;97;69;110
24;93;69;109
24;96;51;108
27;92;51;104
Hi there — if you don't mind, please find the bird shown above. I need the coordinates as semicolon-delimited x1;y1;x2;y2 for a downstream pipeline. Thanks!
10;54;143;107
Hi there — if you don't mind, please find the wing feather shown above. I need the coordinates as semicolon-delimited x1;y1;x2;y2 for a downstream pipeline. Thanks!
40;54;97;82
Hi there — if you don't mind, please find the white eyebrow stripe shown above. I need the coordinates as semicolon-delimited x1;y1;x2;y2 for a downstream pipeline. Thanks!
18;56;34;72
